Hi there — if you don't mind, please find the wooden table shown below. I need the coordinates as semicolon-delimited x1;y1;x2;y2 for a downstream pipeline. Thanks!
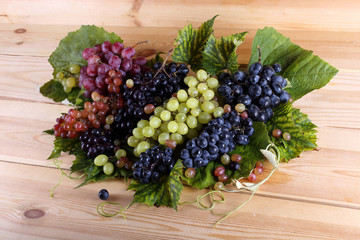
1;0;360;239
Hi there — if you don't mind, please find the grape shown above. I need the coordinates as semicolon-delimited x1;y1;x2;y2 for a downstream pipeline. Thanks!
185;168;196;178
144;104;155;114
167;99;179;111
187;78;198;88
137;120;149;128
283;132;291;141
115;149;127;159
235;103;246;113
248;172;256;182
206;77;218;89
188;87;199;97
170;133;183;144
197;83;208;93
197;69;208;82
142;126;155;137
203;89;215;101
103;162;114;175
178;103;190;114
231;154;242;162
166;139;177;148
198;112;212;124
186;98;199;109
94;154;108;166
190;108;201;117
201;101;215;114
154;107;165;117
254;166;264;175
272;129;282;137
213;107;224;117
149;116;162;128
177;122;189;135
133;128;144;139
186;115;198;129
218;174;228;183
126;79;134;88
167;121;179;133
158;132;170;145
127;136;139;147
137;141;150;154
160;110;171;121
177;90;188;102
98;189;109;200
214;182;224;190
221;154;230;165
175;113;186;123
160;123;170;133
214;166;225;177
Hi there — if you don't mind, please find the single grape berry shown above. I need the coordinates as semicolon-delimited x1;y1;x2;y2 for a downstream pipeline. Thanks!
185;168;196;178
214;166;225;177
248;173;256;182
272;129;282;138
283;132;291;141
98;189;109;200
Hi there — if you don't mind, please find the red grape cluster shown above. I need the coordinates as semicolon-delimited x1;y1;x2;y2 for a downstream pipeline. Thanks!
79;41;147;98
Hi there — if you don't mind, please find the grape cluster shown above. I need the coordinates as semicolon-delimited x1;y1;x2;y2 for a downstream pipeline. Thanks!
180;110;253;169
111;62;189;138
79;41;148;98
127;70;222;157
55;64;81;93
217;62;290;123
79;127;117;159
132;146;175;184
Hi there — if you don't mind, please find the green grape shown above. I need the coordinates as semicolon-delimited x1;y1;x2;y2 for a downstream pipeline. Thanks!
186;115;198;129
197;83;208;93
206;77;218;89
142;126;155;137
160;110;171;121
186;128;198;139
178;103;190;114
149;116;162;128
175;113;186;123
158;132;170;145
132;127;144;139
56;71;64;80
167;99;179;111
177;89;188;102
170;133;183;144
137;120;149;128
187;78;198;88
154;106;165;117
103;162;114;175
203;89;215;101
167;121;179;133
211;100;219;107
133;147;140;157
63;86;72;93
190;107;201;117
198;112;212;124
69;64;81;74
214;107;225;117
177;122;189;135
137;141;150;154
127;136;139;147
115;149;127;159
186;98;199;109
188;87;199;97
235;103;246;113
66;77;76;88
160;122;170;133
184;76;196;85
94;154;108;166
197;69;208;82
221;154;231;165
152;129;161;140
201;101;215;113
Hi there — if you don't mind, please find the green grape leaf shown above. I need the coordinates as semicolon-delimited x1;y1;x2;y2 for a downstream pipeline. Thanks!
172;15;217;71
283;51;339;100
48;137;80;159
184;122;270;189
266;103;318;161
249;27;338;101
230;122;271;179
127;160;184;210
49;25;122;77
40;79;67;103
203;32;248;75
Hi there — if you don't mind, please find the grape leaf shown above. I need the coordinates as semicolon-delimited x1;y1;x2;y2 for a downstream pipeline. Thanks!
48;137;80;159
40;79;67;103
127;160;184;210
172;15;217;71
203;32;248;75
184;122;270;189
48;25;122;77
43;129;54;135
249;27;338;101
283;51;339;100
266;103;318;161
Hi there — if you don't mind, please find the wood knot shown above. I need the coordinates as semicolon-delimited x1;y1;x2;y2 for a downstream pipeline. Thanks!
24;209;45;219
14;28;26;34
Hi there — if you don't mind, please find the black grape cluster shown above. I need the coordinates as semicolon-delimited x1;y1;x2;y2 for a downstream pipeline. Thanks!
112;62;189;138
132;146;176;183
79;127;115;159
217;62;290;123
180;110;253;169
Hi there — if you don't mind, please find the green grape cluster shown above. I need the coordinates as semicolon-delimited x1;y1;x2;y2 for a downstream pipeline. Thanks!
55;64;81;93
127;69;223;157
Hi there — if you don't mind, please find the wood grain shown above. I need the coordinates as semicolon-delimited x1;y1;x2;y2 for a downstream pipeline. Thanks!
1;0;360;239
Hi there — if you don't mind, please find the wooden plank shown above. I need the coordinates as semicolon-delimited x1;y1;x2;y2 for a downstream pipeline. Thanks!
0;161;359;239
1;23;360;69
2;0;360;32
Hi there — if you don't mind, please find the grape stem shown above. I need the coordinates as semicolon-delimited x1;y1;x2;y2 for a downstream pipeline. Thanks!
132;40;150;49
153;48;173;78
257;46;261;63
